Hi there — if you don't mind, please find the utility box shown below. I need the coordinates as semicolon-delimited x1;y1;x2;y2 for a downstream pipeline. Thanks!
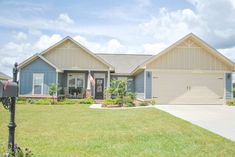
0;81;18;97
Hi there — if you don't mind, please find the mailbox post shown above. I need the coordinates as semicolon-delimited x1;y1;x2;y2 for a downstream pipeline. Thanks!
0;63;18;155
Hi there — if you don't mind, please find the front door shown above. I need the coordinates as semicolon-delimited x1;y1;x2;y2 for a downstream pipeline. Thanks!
95;78;104;99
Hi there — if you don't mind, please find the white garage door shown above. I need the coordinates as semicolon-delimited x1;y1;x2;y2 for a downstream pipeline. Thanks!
152;71;225;105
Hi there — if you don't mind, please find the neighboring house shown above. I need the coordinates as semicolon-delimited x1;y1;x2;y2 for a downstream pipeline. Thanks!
18;33;235;104
0;72;11;81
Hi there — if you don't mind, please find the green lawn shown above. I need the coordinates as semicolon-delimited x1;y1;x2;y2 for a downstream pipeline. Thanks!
1;104;235;157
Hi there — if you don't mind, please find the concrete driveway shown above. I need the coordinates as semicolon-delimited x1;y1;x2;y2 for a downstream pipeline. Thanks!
155;105;235;141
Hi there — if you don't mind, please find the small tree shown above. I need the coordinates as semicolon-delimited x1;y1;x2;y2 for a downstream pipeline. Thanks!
106;80;128;106
49;83;60;104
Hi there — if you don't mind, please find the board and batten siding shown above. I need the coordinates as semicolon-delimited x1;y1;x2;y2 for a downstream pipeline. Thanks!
19;58;56;95
226;73;233;99
146;39;232;71
134;71;144;99
145;71;152;99
42;40;109;70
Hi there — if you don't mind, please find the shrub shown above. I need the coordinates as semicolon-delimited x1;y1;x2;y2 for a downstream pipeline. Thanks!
125;102;135;107
26;99;34;104
16;97;26;104
139;101;149;106
58;98;76;105
123;96;134;106
17;97;26;101
26;98;52;105
102;99;116;107
5;144;33;157
106;80;137;107
78;97;94;104
34;98;52;105
148;99;156;105
16;100;26;104
227;99;234;106
115;97;123;105
126;92;136;100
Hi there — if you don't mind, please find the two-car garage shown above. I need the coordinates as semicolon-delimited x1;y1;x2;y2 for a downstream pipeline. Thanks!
136;34;234;105
152;71;225;104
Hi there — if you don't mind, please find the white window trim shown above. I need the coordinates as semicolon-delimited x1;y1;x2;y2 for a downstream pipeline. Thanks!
67;73;85;89
32;73;44;95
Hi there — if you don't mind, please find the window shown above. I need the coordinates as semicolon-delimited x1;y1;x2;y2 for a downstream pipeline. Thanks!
33;73;44;95
67;73;85;98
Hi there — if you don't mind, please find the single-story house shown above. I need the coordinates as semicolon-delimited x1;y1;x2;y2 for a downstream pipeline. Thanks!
18;33;235;104
0;72;11;81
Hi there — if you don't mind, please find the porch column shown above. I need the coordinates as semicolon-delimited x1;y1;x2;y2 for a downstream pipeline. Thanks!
107;70;110;88
105;70;111;99
56;72;58;98
86;71;92;97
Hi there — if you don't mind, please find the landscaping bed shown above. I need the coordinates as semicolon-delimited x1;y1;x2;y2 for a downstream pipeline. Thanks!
101;99;154;108
102;79;155;108
16;97;94;105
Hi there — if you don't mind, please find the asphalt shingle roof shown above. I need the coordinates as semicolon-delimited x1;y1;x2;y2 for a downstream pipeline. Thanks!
97;53;153;74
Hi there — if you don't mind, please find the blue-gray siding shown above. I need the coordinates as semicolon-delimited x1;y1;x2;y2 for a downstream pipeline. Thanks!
134;71;144;93
145;71;152;99
20;58;56;95
226;73;233;99
127;77;134;92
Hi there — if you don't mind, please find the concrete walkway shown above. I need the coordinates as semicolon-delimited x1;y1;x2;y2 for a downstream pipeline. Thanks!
155;105;235;141
90;104;102;109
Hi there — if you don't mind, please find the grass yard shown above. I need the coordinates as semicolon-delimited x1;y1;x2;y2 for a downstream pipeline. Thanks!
1;104;235;157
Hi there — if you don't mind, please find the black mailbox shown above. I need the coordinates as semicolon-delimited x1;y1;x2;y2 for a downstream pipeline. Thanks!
0;81;18;97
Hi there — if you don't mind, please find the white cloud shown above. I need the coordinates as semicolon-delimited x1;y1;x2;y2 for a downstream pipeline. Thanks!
34;34;62;50
218;47;235;62
57;13;74;24
0;42;33;75
74;35;124;53
105;39;123;52
14;32;27;41
137;0;151;7
73;35;102;52
0;12;76;36
140;0;235;60
28;29;42;37
143;42;167;54
0;34;63;75
140;8;205;44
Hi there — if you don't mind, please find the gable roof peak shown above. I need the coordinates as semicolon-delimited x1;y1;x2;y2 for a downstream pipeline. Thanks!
33;35;114;70
131;33;235;74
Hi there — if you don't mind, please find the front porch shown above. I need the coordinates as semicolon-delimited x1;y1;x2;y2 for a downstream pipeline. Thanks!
57;70;110;99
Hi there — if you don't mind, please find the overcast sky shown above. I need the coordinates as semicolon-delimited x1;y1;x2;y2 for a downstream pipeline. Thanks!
0;0;235;76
